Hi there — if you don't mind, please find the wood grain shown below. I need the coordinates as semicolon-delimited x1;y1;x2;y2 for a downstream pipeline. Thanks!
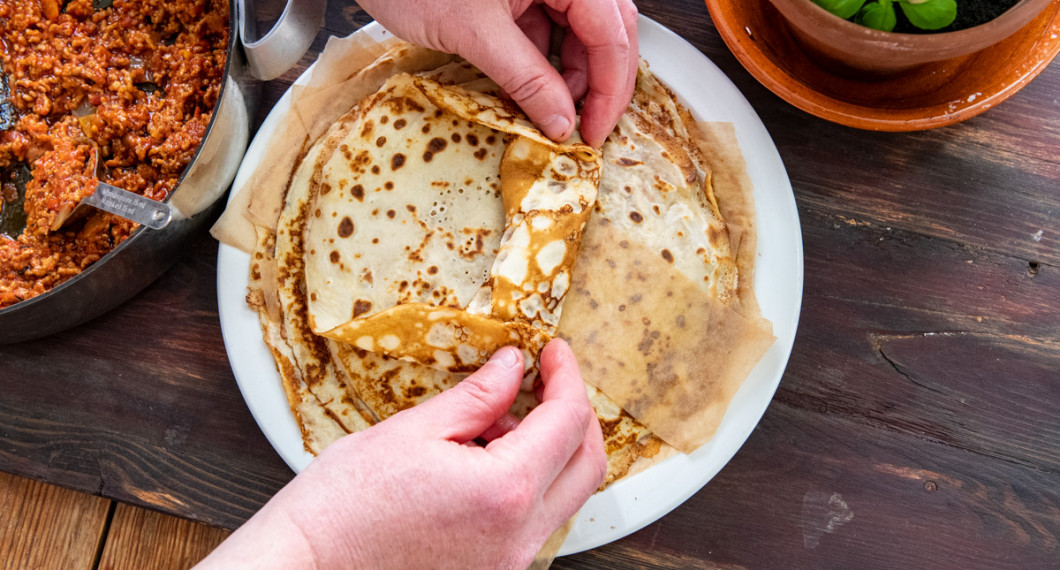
785;208;1060;472
0;471;110;570
96;503;230;570
0;234;293;529
569;402;1060;569
0;1;1057;568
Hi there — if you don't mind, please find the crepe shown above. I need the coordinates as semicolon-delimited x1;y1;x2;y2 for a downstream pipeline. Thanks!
247;110;381;452
248;226;375;453
304;73;601;381
466;135;599;334
302;72;507;336
216;33;773;505
593;62;738;304
253;48;669;487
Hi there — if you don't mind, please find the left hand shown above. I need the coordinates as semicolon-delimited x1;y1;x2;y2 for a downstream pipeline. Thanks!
356;0;639;148
196;340;606;569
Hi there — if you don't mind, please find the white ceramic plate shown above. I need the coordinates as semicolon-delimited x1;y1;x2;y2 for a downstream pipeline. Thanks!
217;16;803;555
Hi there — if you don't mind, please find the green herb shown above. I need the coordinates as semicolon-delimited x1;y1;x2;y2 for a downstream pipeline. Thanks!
812;0;957;32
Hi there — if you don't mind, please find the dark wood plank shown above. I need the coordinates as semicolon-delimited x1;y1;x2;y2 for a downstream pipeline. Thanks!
0;2;1057;569
557;399;1060;569
784;208;1060;471
554;114;1060;569
0;471;111;570
97;503;230;570
753;79;1060;267
0;233;293;529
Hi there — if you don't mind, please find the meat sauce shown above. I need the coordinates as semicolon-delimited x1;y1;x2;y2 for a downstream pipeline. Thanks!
0;0;228;307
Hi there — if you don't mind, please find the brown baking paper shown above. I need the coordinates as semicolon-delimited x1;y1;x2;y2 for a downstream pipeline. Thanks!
695;121;761;313
210;31;456;250
557;121;774;454
526;518;574;569
558;221;774;453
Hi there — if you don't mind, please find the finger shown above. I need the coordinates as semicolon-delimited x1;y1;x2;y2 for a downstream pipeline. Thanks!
455;17;576;141
485;339;594;488
479;412;521;442
542;4;569;27
581;0;638;147
560;32;589;102
539;4;589;101
548;0;638;147
516;5;552;57
621;1;640;103
393;346;524;443
542;408;606;518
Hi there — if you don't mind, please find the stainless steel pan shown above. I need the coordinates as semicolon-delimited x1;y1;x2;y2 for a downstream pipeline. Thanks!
0;0;325;344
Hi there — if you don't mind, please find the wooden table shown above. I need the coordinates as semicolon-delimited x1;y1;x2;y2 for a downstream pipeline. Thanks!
2;1;1058;567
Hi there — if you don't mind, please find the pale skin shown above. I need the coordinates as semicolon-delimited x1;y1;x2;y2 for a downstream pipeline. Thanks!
356;0;640;148
196;340;607;569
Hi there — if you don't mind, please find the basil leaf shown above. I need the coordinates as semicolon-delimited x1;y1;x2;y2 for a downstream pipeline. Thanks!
812;0;869;20
857;1;898;31
899;0;957;30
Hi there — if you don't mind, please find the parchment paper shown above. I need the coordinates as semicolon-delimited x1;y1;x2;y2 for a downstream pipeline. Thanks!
210;33;455;250
556;120;774;454
211;28;774;567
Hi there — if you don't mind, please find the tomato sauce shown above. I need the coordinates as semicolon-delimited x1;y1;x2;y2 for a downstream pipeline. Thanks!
0;0;228;308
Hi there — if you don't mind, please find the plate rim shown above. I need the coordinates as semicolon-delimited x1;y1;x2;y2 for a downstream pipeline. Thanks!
216;15;803;555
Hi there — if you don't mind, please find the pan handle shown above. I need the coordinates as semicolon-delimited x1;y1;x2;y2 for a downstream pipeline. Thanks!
238;0;327;81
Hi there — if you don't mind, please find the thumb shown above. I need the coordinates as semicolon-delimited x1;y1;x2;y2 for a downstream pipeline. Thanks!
456;19;577;141
396;346;525;443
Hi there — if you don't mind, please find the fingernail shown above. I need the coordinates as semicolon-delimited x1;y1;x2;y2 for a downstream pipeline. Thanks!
541;114;572;140
493;347;519;369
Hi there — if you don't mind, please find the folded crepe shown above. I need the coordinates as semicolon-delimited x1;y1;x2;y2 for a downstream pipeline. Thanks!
303;73;600;384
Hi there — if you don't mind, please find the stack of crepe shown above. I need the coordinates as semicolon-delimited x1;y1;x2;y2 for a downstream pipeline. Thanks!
215;35;774;489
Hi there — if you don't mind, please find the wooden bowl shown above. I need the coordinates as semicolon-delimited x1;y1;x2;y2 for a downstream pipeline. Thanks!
704;0;1060;130
770;0;1054;76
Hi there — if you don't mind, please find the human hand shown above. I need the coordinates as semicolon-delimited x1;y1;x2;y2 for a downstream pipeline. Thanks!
197;339;606;569
356;0;639;148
